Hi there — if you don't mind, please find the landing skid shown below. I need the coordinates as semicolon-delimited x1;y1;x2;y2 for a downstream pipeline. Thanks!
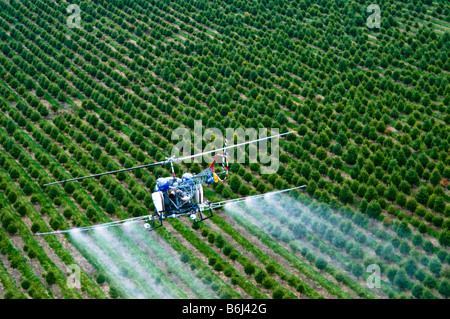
194;202;213;223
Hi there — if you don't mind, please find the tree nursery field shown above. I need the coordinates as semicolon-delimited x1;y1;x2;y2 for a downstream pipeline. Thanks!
0;0;449;299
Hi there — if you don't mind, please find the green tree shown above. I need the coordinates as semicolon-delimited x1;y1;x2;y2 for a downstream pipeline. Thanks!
106;201;115;215
223;246;232;256
399;241;411;255
405;169;420;186
315;257;328;271
114;187;124;202
244;263;256;276
352;263;363;278
421;289;436;299
207;233;216;244
404;258;418;277
96;274;106;284
255;270;267;284
366;200;382;219
214;263;224;272
229;175;241;193
180;252;190;264
272;288;284;299
45;271;56;285
7;223;17;235
394;270;411;291
31;223;40;234
412;283;423;299
396;193;407;207
434;197;446;213
424;274;438;290
384;184;397;202
238;184;249;196
438;280;450;299
339;185;354;204
430;169;442;186
306;181;317;196
266;264;276;275
109;286;119;298
415;187;430;205
439;230;450;247
429;258;442;277
208;257;217;267
215;235;225;248
345;146;359;165
262;277;274;290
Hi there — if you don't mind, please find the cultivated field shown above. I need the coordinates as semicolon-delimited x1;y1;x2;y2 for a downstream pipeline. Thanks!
0;0;449;299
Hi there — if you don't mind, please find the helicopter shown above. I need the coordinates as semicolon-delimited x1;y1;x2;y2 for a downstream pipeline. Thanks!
35;131;306;236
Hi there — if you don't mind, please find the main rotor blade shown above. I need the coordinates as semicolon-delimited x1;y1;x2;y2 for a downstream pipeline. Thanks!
176;131;294;162
42;161;167;187
34;215;151;236
42;131;293;187
207;185;306;210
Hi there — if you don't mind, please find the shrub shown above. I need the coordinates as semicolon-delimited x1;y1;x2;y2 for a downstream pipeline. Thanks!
224;268;232;277
63;208;73;219
201;228;209;237
429;258;442;277
412;283;423;299
180;252;190;264
208;257;217;267
244;263;256;276
394;270;411;291
421;289;436;299
50;218;60;231
352;263;363;278
438;280;450;299
7;191;17;204
109;286;119;298
262;277;274;290
432;216;444;228
214;263;224;272
106;201;115;214
207;233;215;243
7;223;17;235
255;270;267;284
21;280;31;290
223;246;232;256
215;235;225;248
423;275;438;289
191;221;200;230
335;272;345;283
272;288;285;299
31;223;40;234
315;257;328;271
27;250;36;259
415;269;427;282
229;252;238;261
96;274;106;284
45;271;56;285
296;283;305;294
266;264;276;275
366;200;382;219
